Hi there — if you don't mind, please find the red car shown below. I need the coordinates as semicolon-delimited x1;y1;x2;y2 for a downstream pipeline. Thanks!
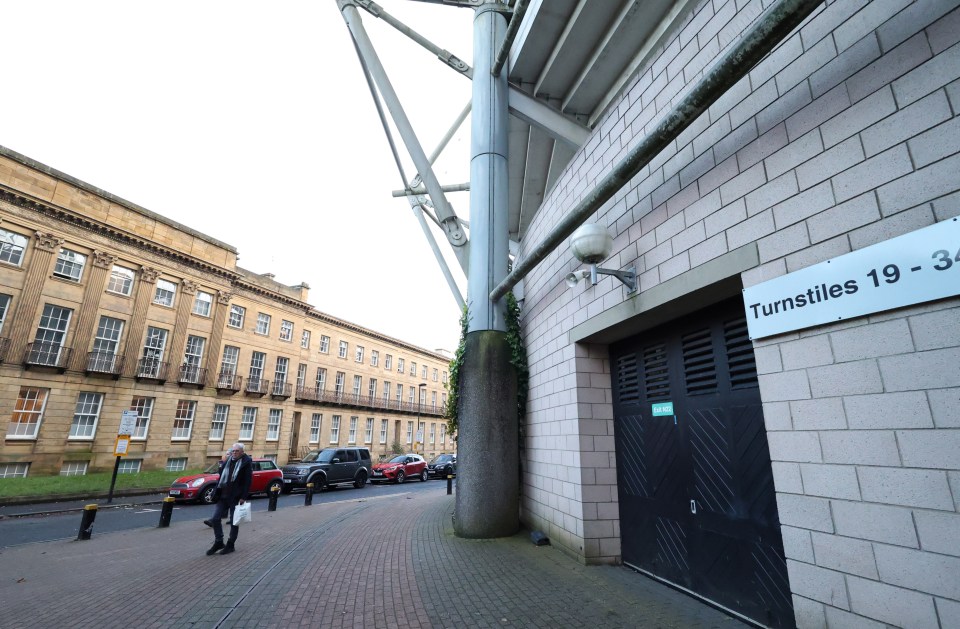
371;454;428;483
168;458;284;503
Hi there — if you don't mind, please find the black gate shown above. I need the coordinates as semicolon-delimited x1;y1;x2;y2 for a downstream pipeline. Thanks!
611;297;793;628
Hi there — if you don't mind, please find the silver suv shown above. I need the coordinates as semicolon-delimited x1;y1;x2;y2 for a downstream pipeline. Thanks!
281;447;372;492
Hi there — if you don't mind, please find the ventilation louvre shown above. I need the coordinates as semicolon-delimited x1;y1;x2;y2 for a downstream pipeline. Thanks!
725;318;758;389
642;344;670;402
616;353;639;405
682;328;717;395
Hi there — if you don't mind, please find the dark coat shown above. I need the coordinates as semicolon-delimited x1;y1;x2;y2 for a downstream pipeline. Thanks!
218;454;253;504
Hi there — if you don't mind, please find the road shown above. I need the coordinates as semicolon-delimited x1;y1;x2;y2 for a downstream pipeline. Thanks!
0;476;450;548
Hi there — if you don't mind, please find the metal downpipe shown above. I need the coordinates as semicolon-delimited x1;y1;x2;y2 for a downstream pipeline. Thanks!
491;0;530;78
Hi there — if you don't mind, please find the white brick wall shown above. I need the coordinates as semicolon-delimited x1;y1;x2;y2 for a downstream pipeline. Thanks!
519;0;960;624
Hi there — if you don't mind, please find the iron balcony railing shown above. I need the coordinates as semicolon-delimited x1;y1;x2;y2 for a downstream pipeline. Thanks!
271;381;293;398
24;341;72;370
215;372;242;392
295;386;318;402
245;378;270;396
86;351;124;377
178;364;207;387
292;388;444;416
136;358;168;381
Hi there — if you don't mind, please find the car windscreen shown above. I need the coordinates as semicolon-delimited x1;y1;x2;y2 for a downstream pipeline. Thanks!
300;451;328;463
204;462;221;474
386;455;407;464
430;455;452;464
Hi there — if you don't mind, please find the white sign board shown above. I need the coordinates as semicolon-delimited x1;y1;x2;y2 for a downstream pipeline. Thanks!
743;218;959;339
118;410;139;436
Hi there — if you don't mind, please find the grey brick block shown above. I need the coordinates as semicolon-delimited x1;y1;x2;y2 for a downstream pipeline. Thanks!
859;467;955;510
659;250;691;281
776;36;836;95
776;492;834;532
696;0;735;50
708;73;751;124
772;181;835;230
897;429;960;470
915;510;960;558
801;463;861;499
786;83;851;142
846;575;940;629
704;197;746;238
688;232;728;268
831;318;915;362
773;460;804;493
933;189;960;220
795;137;865;192
937;597;960;629
792;594;827;629
786;559;849;609
807;192;880;244
823;606;886;629
811;530;878;578
785;235;852;273
728;202;778;249
745;171;798;217
809;360;884;397
892;40;960;106
927;4;960;54
751;30;803;88
849;205;935;249
851;32;934;104
877;0;958;52
758;81;813;135
800;0;867;50
877;152;960;214
780;334;834;370
781;524;815;562
754;344;783;374
699;155;739;195
764;401;793;430
844;391;934;429
832;500;918;547
758;221;810;262
733;120;781;171
730;77;779;130
768;431;823;463
879;346;960;391
822;86;897;149
679;148;716;188
810;32;881;98
832;144;913;203
765;128;824;179
908;112;960;168
759;368;812;402
875;543;960;599
693;115;731;158
929;387;960;428
834;0;912;53
821;430;902;466
719;162;766;205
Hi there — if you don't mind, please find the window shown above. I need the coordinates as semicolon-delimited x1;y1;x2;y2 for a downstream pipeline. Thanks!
310;413;322;443
440;424;446;445
69;392;103;439
0;293;9;333
431;391;437;409
30;303;72;365
442;392;448;411
262;454;278;463
409;386;416;404
316;367;327;392
274;356;289;386
371;350;379;367
280;320;293;342
379;419;388;444
141;326;167;377
0;463;29;478
90;315;124;371
256;313;271;335
228;304;245;328
330;415;341;443
240;407;257;440
338;340;348;358
267;409;282;441
296;363;307;389
397;358;405;373
422;365;428;379
433;368;439;382
182;335;206;382
60;461;88;476
365;418;374;443
130;397;154;440
117;459;141;474
406;421;413;444
442;371;448;384
9;387;49;438
410;361;417;376
301;329;311;349
384;354;392;370
249;351;266;385
153;278;177;307
166;458;188;472
211;404;228;441
192;291;213;317
352;375;362;398
348;417;358;443
368;378;377;399
0;228;28;266
53;248;86;281
219;345;239;385
355;346;364;362
319;335;330;353
383;381;391;403
396;384;403;405
334;372;345;396
107;265;135;295
172;400;196;440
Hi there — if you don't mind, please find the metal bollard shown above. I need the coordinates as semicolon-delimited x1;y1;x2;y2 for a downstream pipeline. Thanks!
304;482;314;506
447;475;453;495
268;484;280;511
77;503;98;540
158;496;175;528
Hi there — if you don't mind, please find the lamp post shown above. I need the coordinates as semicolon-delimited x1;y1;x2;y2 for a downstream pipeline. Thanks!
416;383;427;454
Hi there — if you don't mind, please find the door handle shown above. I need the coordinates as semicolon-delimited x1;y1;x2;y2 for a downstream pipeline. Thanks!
690;500;697;514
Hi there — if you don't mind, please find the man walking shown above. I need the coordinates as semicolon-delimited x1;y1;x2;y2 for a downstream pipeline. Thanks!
205;442;252;555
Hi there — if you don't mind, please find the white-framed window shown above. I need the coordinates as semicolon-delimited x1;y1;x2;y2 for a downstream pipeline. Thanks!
262;453;277;463
249;351;266;385
117;459;141;474
219;345;239;382
355;346;364;362
182;335;206;382
296;363;307;389
7;387;49;439
0;463;30;478
420;387;428;406
172;400;196;440
165;457;188;472
383;381;391;402
192;290;213;317
379;419;388;444
409;386;416;404
406;421;413;444
130;397;154;440
433;368;439;382
334;371;345;396
330;415;341;443
410;361;417;376
267;409;282;441
90;315;124;371
397;358;405;373
274;356;289;387
319;335;330;353
140;326;167;377
255;312;271;335
384;354;392;370
309;413;321;443
348;416;358;444
429;423;436;444
0;228;28;267
60;461;88;476
280;320;294;342
228;304;245;328
353;375;362;398
440;424;446;445
442;392;448;411
107;265;135;295
211;404;228;441
396;384;403;405
371;350;379;367
53;248;86;282
69;392;103;439
0;293;10;333
431;391;437;409
442;371;448;384
153;278;177;307
338;340;348;358
422;365;428;379
368;378;377;399
240;407;257;440
31;303;72;366
365;418;374;443
316;367;327;392
301;329;311;349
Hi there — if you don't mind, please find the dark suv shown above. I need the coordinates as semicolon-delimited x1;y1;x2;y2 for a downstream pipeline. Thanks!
427;453;457;479
281;447;372;492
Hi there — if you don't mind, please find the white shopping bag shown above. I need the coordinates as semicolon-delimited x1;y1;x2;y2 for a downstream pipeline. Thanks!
232;502;252;526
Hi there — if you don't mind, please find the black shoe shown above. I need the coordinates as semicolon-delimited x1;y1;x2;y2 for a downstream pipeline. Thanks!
206;541;225;556
220;542;235;555
203;519;214;528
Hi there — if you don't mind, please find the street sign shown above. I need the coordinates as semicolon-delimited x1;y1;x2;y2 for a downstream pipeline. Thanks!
114;435;130;457
118;410;139;436
652;402;674;416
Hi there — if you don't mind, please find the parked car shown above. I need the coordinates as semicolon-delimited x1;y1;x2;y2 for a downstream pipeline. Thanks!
371;454;428;483
281;447;372;492
426;453;457;479
168;458;283;504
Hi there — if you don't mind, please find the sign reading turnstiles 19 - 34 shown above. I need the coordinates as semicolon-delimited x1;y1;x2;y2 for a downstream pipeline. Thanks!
743;218;959;339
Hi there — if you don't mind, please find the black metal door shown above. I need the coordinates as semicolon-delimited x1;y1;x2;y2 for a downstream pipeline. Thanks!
611;298;793;628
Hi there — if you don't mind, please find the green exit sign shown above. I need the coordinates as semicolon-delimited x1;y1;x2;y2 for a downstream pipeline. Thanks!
652;402;674;416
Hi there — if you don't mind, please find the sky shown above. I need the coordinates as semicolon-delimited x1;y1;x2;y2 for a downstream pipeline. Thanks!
1;0;475;354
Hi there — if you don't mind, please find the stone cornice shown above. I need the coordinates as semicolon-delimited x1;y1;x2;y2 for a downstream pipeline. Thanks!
304;309;450;362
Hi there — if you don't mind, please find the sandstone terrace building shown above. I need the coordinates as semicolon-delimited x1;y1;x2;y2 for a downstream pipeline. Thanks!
0;146;452;478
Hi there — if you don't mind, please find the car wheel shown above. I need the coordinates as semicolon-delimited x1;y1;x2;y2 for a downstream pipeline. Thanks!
199;484;218;504
309;473;327;491
265;479;283;496
354;471;367;489
419;469;428;482
396;470;405;484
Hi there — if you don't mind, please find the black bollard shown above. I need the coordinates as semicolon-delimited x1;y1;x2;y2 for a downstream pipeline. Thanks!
77;503;98;540
268;484;280;511
158;496;175;528
447;474;453;495
304;482;314;506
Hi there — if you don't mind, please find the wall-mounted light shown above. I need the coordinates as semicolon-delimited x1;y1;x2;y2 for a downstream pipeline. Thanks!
564;223;637;293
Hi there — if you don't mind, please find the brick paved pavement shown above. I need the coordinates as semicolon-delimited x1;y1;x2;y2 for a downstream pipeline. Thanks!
0;489;747;628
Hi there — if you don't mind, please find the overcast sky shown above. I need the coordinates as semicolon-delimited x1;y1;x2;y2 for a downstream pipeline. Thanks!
2;0;475;353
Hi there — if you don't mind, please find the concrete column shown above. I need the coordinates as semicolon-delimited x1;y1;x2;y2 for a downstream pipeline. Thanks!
122;266;160;377
205;290;232;382
68;251;114;371
165;279;198;384
6;232;62;360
